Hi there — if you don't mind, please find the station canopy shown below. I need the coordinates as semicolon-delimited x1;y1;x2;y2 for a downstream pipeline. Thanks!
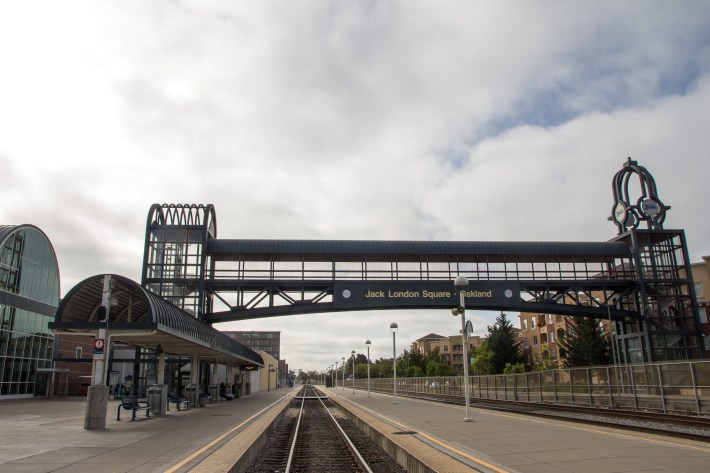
49;274;263;367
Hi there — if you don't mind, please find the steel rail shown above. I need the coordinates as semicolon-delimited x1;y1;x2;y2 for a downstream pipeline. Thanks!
285;385;373;473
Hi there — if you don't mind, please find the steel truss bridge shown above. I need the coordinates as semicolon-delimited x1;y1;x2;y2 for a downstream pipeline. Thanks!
141;203;702;364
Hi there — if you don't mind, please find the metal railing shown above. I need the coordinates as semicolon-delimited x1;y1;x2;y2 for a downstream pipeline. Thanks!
339;360;710;417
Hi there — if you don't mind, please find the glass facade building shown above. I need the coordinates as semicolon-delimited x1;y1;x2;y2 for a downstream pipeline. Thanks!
0;225;59;397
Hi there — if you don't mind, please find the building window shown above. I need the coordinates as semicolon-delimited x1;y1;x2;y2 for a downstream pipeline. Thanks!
695;282;703;298
533;335;538;346
700;308;708;324
531;318;536;329
76;347;82;359
523;319;528;331
704;335;710;350
443;346;448;352
549;332;555;344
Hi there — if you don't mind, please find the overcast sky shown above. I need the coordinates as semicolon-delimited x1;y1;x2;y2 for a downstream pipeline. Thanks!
2;1;710;373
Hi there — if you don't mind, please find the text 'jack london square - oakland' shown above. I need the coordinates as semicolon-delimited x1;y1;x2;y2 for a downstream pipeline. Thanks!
333;281;518;310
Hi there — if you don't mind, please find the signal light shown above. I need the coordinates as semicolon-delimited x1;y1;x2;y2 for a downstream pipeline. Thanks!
97;306;108;322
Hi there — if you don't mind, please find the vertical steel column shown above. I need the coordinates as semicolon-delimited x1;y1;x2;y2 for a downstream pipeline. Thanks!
657;364;666;414
689;361;701;416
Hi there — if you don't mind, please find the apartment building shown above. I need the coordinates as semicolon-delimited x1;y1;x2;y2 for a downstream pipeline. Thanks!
690;256;710;356
519;310;614;370
411;332;483;374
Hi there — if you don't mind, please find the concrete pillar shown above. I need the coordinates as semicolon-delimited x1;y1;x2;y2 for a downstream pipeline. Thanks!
84;385;109;430
156;350;167;415
191;353;199;384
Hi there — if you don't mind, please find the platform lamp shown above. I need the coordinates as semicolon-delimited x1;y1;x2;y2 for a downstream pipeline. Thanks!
365;340;371;398
453;275;473;422
334;361;338;388
341;356;345;391
351;350;356;394
390;322;398;404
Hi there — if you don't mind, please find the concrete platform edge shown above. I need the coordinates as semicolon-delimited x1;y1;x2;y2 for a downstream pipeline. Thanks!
189;395;293;473
328;392;480;473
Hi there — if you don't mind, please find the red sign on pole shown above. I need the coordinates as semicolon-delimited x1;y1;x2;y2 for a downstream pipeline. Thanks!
93;338;105;354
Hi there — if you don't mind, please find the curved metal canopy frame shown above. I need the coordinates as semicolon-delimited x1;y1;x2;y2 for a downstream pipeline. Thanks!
49;274;262;366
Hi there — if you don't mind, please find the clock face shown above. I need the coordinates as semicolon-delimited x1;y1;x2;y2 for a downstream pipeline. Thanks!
613;202;627;224
640;198;660;217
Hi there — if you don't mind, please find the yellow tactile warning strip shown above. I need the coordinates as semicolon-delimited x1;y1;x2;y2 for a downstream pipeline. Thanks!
171;393;294;473
326;391;507;473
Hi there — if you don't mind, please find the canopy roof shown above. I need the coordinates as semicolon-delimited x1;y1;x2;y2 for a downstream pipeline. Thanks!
50;274;263;366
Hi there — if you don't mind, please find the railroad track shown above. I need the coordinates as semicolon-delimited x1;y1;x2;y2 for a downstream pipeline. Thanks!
246;386;405;473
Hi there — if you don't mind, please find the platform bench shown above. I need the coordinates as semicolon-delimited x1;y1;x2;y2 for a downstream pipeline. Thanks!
168;392;189;411
117;396;151;421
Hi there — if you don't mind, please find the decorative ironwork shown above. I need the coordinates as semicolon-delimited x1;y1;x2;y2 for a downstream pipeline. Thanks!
610;157;670;234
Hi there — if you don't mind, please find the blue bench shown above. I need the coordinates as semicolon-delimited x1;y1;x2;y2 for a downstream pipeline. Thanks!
167;392;189;411
116;396;151;421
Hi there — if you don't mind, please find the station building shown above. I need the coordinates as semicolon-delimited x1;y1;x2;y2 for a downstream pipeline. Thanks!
1;221;265;400
0;225;59;398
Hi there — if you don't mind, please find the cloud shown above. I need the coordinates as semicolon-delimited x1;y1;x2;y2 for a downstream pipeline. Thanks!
2;1;710;371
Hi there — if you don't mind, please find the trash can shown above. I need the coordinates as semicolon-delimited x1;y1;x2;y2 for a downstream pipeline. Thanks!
147;385;165;416
208;384;219;403
185;385;198;408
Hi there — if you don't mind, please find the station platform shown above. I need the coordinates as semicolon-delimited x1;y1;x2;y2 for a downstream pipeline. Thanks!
1;387;709;473
325;386;710;473
0;389;289;473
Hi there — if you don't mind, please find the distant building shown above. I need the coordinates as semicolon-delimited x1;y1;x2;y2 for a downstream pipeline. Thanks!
690;256;710;356
518;312;612;370
411;332;483;374
223;330;280;360
222;330;288;387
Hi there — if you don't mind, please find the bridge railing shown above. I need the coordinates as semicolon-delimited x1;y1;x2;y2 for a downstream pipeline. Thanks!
338;360;710;417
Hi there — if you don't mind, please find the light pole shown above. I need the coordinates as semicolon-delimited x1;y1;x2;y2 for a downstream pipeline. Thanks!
351;350;356;394
366;340;371;398
390;322;398;404
267;364;273;392
453;275;473;422
334;361;338;388
341;357;345;390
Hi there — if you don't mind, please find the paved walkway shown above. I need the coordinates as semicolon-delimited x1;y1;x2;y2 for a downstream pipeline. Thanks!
326;386;710;473
0;389;290;473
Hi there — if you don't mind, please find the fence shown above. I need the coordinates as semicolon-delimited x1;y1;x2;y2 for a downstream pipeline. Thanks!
336;360;710;417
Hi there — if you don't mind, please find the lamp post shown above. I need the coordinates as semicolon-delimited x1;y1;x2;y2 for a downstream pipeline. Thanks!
390;322;398;404
334;361;338;388
341;357;345;390
351;350;356;394
366;340;371;398
453;275;473;422
267;364;273;392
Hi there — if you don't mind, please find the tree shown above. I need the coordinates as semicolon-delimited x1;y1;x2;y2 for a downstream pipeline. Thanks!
472;342;495;375
557;317;612;367
533;345;558;371
486;312;524;374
